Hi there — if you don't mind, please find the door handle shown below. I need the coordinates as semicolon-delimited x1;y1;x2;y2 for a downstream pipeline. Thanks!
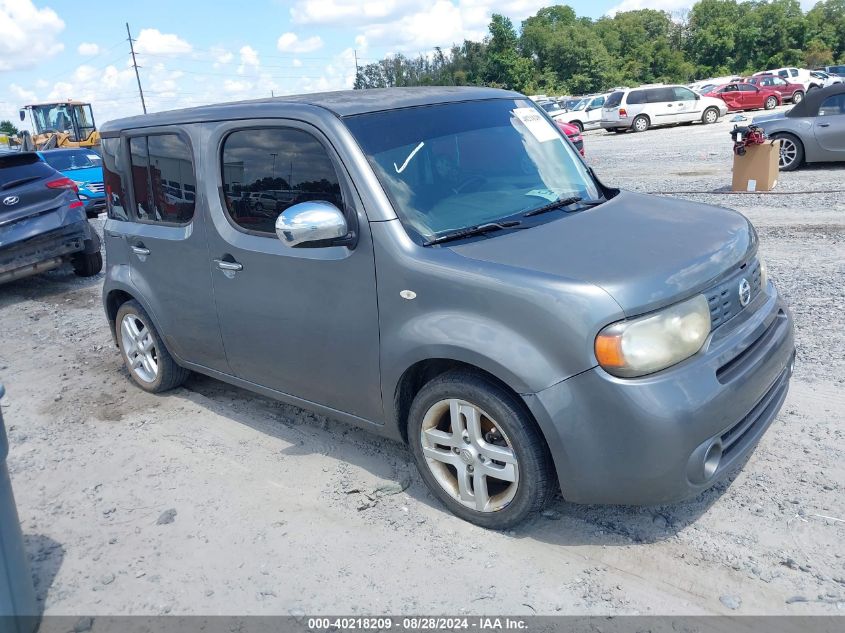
214;259;243;272
818;123;830;127
131;245;150;256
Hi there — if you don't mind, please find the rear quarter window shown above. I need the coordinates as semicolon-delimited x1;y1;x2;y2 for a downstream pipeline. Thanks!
625;90;645;105
101;138;129;221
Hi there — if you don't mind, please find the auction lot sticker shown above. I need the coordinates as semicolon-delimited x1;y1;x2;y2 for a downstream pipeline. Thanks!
512;107;558;143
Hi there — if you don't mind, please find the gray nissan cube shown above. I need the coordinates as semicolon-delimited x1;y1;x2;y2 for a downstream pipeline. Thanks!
101;87;795;529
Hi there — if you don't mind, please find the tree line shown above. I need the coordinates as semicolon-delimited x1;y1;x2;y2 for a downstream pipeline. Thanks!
353;0;845;95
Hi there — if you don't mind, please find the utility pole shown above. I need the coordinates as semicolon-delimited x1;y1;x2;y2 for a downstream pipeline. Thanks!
354;49;359;79
126;23;147;114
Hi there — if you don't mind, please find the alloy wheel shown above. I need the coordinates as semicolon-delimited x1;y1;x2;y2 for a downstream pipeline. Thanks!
419;399;519;513
704;109;718;123
120;313;159;383
778;137;798;169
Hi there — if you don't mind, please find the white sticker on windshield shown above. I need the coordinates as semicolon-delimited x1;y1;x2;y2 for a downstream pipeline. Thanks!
512;107;558;143
86;154;100;160
526;188;567;202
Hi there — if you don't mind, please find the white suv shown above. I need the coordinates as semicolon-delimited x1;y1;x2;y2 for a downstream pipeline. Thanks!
601;85;728;133
554;94;609;131
753;68;822;92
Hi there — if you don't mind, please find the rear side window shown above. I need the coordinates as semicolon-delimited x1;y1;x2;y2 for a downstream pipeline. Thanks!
129;133;196;224
220;127;344;235
101;138;129;221
0;154;55;189
739;84;757;92
604;91;623;108
626;90;645;105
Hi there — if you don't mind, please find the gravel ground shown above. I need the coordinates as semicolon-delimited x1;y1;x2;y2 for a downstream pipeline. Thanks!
1;111;843;617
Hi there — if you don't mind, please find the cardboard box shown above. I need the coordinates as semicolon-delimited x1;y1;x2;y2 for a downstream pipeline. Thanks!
732;140;780;192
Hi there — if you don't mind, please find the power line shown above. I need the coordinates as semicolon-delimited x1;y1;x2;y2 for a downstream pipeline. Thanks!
127;22;147;114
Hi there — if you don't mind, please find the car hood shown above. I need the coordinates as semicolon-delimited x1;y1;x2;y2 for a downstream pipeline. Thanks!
448;190;754;316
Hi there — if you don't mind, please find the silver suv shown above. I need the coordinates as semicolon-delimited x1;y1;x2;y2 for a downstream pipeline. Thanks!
101;87;794;528
602;85;728;133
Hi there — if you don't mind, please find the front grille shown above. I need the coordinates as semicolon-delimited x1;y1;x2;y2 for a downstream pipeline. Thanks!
87;181;105;193
706;259;762;329
720;364;789;457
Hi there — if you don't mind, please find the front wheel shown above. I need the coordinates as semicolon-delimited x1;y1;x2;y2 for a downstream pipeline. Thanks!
408;370;555;529
764;96;777;110
702;107;719;124
792;91;804;104
772;133;804;171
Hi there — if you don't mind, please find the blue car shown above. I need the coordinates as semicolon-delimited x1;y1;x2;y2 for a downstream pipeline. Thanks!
38;148;106;218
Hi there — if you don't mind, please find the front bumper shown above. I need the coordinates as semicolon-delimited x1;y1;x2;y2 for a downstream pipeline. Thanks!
81;197;106;217
523;283;794;505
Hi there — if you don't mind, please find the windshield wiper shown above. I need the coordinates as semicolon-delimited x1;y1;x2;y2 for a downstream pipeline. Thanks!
523;195;604;218
1;176;41;191
423;220;522;246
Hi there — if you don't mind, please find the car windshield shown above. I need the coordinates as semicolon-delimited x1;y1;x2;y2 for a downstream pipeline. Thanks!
345;99;600;242
571;99;588;111
42;149;102;171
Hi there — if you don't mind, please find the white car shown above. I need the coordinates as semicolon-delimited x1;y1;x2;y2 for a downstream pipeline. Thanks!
601;85;728;133
554;94;610;131
536;100;566;118
753;67;823;92
810;70;842;88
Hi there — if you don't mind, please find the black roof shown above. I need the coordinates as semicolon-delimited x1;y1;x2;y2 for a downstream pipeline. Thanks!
787;84;845;118
100;87;522;132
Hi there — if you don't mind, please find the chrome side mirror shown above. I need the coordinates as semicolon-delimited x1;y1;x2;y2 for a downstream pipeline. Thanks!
275;200;350;248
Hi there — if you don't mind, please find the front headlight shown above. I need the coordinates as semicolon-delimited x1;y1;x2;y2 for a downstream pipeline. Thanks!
758;255;769;290
595;294;711;377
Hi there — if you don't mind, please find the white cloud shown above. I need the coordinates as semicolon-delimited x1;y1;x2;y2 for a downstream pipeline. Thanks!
212;47;234;65
291;0;416;25
10;83;38;103
237;45;260;75
0;0;65;71
77;42;100;56
134;28;192;55
277;32;324;53
292;58;303;67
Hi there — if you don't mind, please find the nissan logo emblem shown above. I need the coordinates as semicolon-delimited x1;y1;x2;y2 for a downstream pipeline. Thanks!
2;195;19;206
738;278;752;307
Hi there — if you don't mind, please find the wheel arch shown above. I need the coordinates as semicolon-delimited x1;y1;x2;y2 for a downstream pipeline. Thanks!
104;284;162;347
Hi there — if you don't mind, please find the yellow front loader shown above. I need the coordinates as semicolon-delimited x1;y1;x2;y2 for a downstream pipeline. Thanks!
18;101;101;150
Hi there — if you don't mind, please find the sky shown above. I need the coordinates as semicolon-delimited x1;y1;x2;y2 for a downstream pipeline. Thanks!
0;0;807;127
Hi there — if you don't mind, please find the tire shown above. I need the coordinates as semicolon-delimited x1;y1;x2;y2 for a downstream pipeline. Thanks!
792;91;804;104
407;370;556;529
764;96;777;110
572;121;584;133
71;251;102;277
632;115;650;133
611;128;626;134
702;107;720;124
115;300;190;393
772;133;804;171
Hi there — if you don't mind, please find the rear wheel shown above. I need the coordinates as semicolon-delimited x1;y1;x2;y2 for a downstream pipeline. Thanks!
632;115;650;133
71;251;102;277
702;107;720;124
764;96;777;110
116;300;190;393
792;91;804;104
408;370;555;529
772;133;804;171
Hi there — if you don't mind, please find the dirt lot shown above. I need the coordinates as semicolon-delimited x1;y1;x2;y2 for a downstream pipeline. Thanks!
1;112;844;616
